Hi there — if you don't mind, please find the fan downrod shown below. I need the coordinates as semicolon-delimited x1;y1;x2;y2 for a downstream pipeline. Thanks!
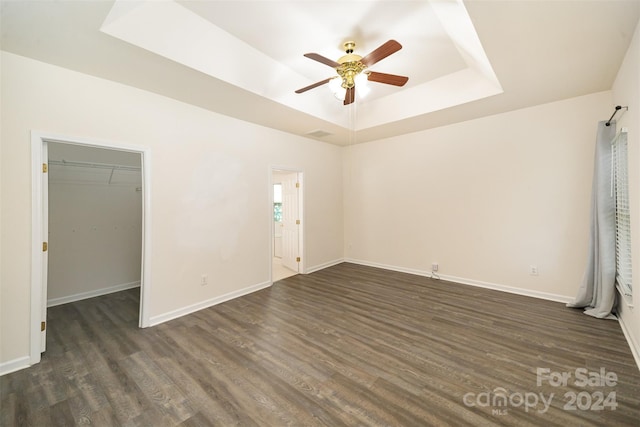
343;41;356;54
338;41;362;64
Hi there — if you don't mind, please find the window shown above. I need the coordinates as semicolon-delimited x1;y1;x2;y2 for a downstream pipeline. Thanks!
612;130;632;297
273;183;282;222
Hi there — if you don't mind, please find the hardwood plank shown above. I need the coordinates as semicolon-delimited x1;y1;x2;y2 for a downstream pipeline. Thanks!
177;411;215;427
49;399;75;426
119;351;196;425
65;393;93;425
154;356;251;426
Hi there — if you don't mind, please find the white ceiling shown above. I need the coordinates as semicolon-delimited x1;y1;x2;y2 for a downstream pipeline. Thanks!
2;0;639;145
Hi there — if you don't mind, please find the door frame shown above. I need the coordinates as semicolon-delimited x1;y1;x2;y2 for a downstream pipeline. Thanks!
30;131;152;365
270;166;304;281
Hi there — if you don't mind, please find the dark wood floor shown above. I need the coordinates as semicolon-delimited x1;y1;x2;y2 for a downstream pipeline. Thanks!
2;263;639;426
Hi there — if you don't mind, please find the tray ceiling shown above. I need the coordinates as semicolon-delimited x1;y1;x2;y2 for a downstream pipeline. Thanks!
1;1;639;145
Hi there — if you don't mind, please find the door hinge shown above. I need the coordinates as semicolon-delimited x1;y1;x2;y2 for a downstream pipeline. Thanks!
296;257;301;262
42;242;48;252
41;321;46;331
295;182;300;188
296;219;300;225
42;163;48;173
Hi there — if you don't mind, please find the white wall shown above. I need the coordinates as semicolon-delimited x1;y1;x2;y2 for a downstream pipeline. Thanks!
344;91;612;301
48;183;142;302
47;144;143;305
0;51;344;368
612;17;640;366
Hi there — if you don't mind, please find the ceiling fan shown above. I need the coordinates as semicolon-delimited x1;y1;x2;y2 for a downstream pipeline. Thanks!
295;40;409;105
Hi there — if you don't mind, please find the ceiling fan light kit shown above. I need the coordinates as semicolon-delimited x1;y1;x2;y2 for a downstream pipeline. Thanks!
295;40;409;105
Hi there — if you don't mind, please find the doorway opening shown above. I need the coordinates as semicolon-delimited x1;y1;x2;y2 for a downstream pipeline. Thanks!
271;169;303;282
30;132;151;366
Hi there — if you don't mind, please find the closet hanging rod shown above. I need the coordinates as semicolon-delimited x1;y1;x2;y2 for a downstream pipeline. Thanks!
605;105;628;127
48;159;141;172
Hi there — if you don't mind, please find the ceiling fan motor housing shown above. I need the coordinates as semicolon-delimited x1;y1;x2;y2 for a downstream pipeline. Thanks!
337;61;366;89
337;41;366;89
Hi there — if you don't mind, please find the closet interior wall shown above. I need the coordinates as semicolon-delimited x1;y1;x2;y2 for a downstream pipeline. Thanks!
47;143;143;306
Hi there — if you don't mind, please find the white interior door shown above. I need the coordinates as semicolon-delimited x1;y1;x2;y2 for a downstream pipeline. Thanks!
41;142;49;352
281;173;299;272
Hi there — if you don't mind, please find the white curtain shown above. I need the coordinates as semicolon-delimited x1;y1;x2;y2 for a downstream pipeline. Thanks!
567;121;617;319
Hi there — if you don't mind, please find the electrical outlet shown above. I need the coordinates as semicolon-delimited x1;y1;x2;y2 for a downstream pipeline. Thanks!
529;265;538;276
432;263;439;272
201;274;208;286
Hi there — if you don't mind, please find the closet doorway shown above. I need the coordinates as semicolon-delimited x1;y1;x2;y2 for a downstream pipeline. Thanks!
30;133;151;366
272;169;303;282
47;142;142;307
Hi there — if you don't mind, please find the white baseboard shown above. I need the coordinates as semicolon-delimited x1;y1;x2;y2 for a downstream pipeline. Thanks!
47;281;141;307
149;280;272;327
344;258;573;303
305;258;345;274
0;356;31;376
618;312;640;371
437;273;573;303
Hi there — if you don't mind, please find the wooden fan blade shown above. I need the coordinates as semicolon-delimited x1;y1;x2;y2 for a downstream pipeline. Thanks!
295;78;332;94
343;87;355;105
367;71;409;86
361;40;402;67
304;53;341;68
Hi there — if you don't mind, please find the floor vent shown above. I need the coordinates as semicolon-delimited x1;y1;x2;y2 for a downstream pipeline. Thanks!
306;129;332;138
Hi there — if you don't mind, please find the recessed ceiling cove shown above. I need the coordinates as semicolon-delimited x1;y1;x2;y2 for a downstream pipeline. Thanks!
101;0;502;131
